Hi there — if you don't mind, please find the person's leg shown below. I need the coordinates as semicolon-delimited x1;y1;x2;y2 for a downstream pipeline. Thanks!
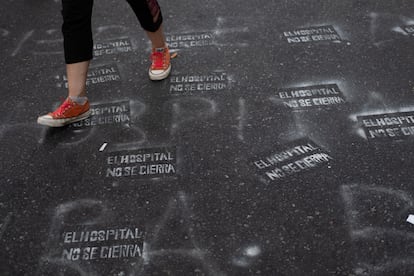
145;25;165;48
37;0;93;127
125;0;171;80
126;0;163;34
67;61;89;98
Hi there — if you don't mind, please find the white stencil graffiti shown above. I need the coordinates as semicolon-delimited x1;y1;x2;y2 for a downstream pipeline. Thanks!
38;199;111;275
39;193;225;275
165;16;249;51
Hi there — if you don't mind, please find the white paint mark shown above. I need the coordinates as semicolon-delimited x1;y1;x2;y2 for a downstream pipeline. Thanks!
341;184;414;235
111;126;147;151
169;97;218;136
33;51;63;56
368;12;414;46
392;26;409;35
351;227;414;240
245;245;261;257
0;213;12;240
0;28;10;37
96;25;128;33
407;215;414;225
36;39;62;44
213;42;249;48
355;128;367;140
139;192;225;275
237;98;246;142
341;184;414;274
99;142;108;152
355;258;414;276
53;199;108;226
232;244;262;267
216;16;226;26
213;27;249;35
95;25;128;39
11;30;34;57
46;29;59;35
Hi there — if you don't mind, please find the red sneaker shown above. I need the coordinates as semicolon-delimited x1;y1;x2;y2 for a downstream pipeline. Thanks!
37;98;91;127
149;46;171;80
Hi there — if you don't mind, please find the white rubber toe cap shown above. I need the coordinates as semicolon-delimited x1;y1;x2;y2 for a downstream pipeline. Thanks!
149;65;171;81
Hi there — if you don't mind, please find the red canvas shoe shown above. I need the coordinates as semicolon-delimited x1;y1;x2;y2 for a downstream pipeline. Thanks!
37;97;91;127
149;46;171;80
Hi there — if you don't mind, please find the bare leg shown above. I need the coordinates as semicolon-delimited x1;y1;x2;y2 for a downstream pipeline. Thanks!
66;60;90;98
146;25;166;48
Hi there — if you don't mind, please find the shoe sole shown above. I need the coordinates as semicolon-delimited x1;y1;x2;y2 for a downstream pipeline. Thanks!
37;109;91;127
149;65;171;81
